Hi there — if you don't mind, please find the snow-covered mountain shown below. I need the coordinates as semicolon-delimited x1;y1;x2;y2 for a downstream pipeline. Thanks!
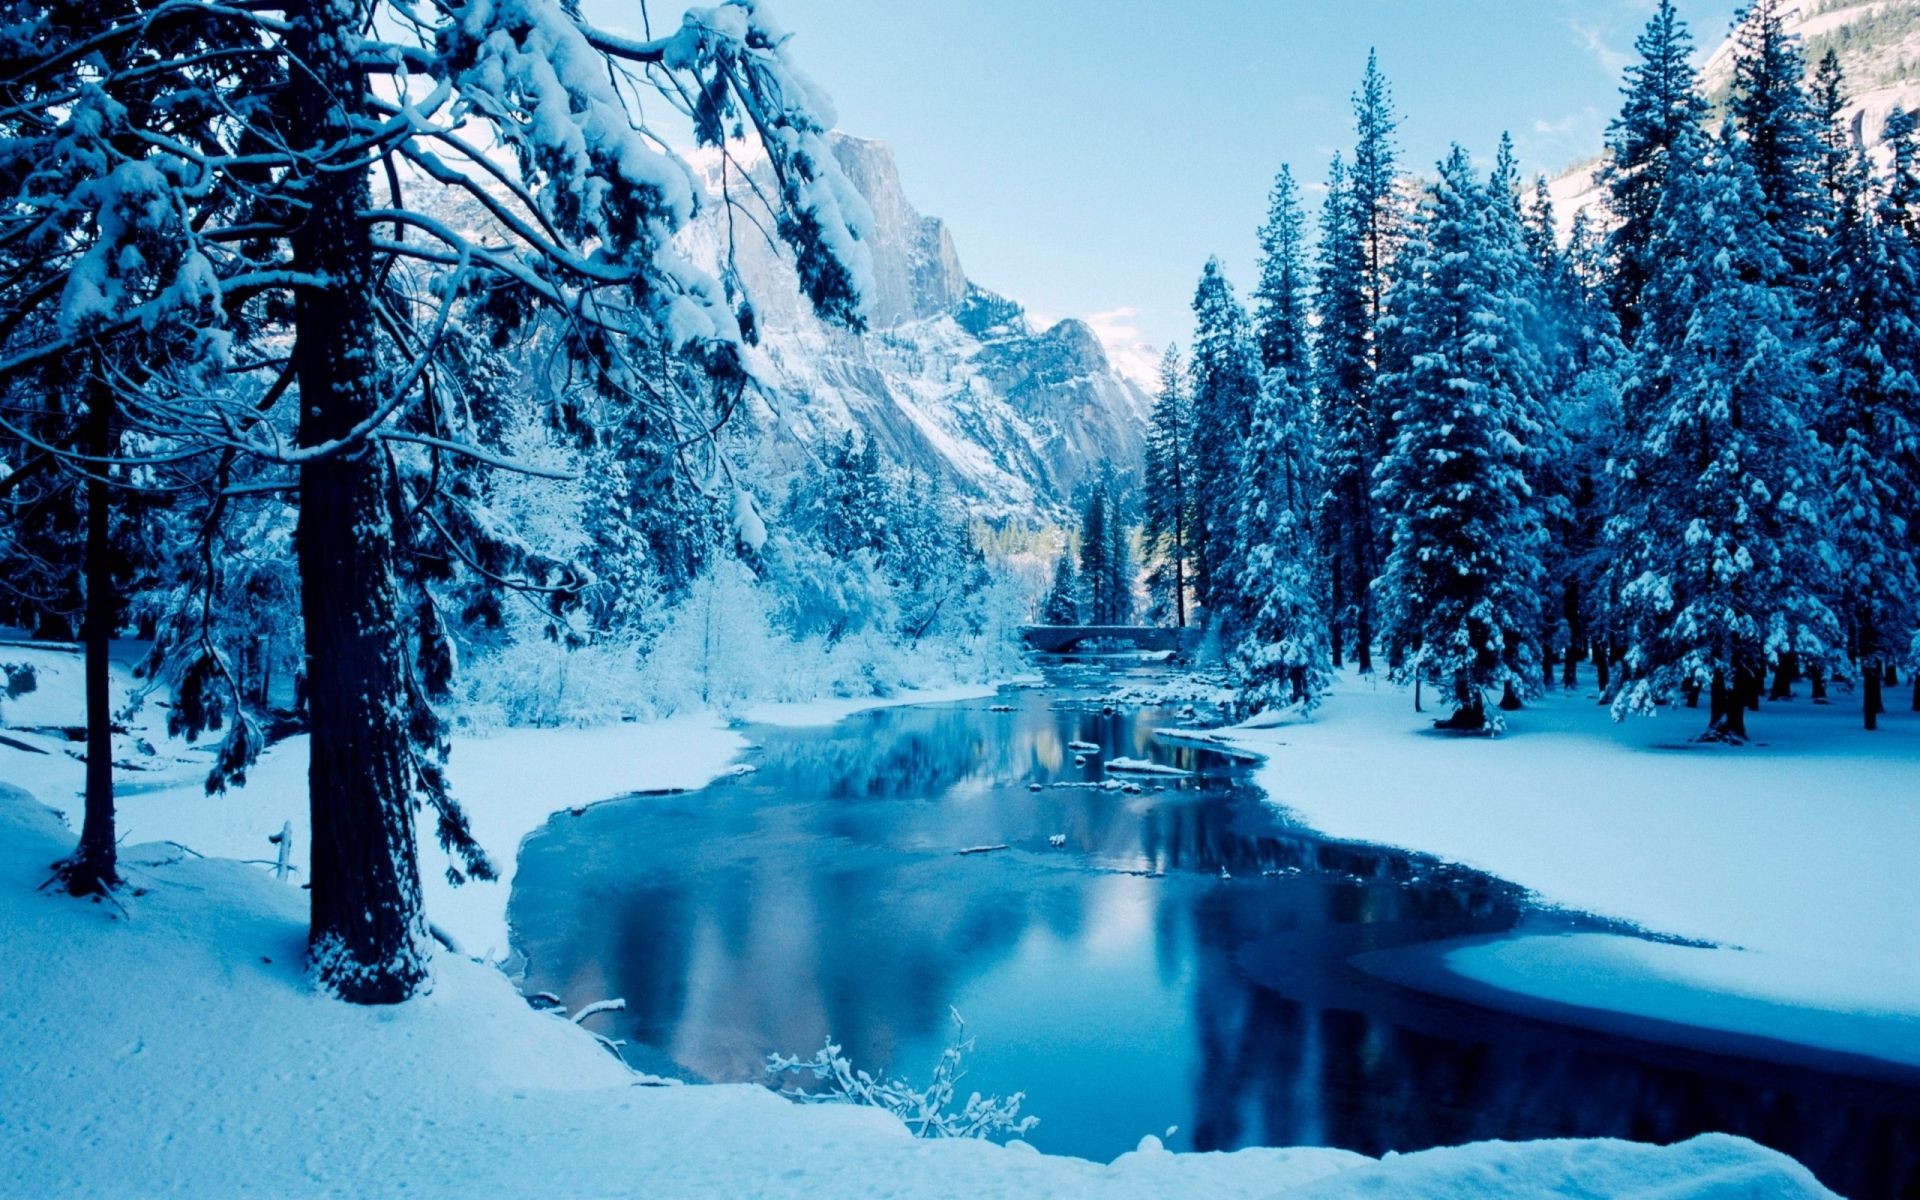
684;136;1151;517
1550;0;1920;227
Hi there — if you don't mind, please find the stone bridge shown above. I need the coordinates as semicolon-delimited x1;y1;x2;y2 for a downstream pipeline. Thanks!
1019;625;1201;654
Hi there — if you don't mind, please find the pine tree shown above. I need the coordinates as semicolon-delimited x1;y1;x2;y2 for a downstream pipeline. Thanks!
1231;365;1330;713
1373;147;1546;731
1609;127;1838;741
1727;0;1829;278
1599;0;1708;339
1253;167;1314;379
1;0;872;1002
1312;56;1402;674
1043;553;1080;625
1810;128;1920;729
1102;469;1135;626
1142;347;1195;627
1187;259;1260;623
1079;479;1112;624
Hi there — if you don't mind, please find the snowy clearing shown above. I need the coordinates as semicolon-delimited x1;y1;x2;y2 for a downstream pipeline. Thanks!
1226;670;1920;1065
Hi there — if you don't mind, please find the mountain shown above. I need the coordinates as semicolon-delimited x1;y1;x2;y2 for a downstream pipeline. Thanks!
1549;0;1920;227
682;136;1150;518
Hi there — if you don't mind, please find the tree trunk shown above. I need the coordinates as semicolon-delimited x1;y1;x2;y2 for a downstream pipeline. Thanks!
1173;535;1186;629
1560;580;1580;690
1354;585;1373;674
1864;664;1882;732
1328;556;1344;669
1706;670;1748;742
1769;652;1797;701
1499;679;1522;711
1809;663;1827;703
1593;636;1610;696
66;370;119;896
290;0;428;1004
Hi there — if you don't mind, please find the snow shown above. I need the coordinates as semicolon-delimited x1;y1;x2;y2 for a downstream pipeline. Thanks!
744;681;1000;727
1225;670;1920;1065
1365;931;1920;1068
0;796;1835;1198
0;642;743;962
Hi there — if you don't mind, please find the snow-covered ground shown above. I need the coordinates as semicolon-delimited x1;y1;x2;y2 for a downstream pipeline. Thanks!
1227;671;1920;1069
0;644;1849;1196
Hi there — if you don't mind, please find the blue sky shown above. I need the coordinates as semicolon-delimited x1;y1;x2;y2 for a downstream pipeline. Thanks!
656;1;1746;375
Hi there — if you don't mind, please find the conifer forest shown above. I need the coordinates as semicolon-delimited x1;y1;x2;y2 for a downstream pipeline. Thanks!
2;2;1917;1197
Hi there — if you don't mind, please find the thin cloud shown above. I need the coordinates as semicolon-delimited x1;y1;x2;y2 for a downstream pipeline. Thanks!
1568;19;1632;74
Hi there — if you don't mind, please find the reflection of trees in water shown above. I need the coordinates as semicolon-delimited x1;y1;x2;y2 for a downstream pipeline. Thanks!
1178;874;1920;1200
510;694;1918;1200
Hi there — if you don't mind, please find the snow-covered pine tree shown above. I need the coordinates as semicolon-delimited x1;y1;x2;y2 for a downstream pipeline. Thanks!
1254;167;1314;380
1078;477;1112;624
1042;553;1080;626
1599;0;1709;340
0;3;268;894
1727;0;1831;279
1102;470;1136;627
1313;155;1372;671
1142;346;1195;627
1232;162;1329;712
1809;123;1920;729
3;0;874;1002
1485;139;1563;705
1608;126;1837;741
1230;364;1329;714
1538;197;1631;693
1186;260;1260;625
1373;147;1546;732
1313;57;1401;673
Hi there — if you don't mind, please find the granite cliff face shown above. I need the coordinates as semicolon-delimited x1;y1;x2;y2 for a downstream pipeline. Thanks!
684;135;1149;516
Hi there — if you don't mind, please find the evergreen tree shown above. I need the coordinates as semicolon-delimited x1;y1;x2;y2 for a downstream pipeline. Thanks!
1142;347;1195;627
1810;132;1920;728
1102;469;1136;626
1078;478;1112;624
1043;553;1080;625
1312;56;1402;673
1231;366;1330;713
1373;147;1546;731
1599;0;1708;339
1727;0;1829;277
1609;127;1838;741
1253;167;1314;379
1187;259;1260;622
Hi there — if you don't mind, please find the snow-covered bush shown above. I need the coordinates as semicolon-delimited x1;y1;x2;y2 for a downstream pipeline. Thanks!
767;1012;1038;1141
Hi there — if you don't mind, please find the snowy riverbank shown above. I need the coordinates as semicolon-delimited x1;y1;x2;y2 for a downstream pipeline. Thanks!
0;646;1846;1196
1226;670;1920;1071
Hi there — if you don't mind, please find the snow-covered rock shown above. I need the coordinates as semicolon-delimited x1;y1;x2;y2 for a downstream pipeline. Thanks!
684;136;1150;515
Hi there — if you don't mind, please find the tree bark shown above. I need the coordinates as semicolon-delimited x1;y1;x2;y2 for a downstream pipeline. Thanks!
66;369;119;896
1706;670;1747;741
290;0;428;1004
1864;664;1882;732
1769;652;1797;701
1561;580;1580;690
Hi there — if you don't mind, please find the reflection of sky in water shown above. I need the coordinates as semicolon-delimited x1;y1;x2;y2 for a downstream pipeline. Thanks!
509;670;1920;1197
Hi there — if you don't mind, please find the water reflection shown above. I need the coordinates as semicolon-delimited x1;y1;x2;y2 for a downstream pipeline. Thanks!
509;671;1920;1200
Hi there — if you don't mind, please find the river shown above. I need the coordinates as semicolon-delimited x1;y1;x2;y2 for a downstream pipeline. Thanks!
508;660;1920;1199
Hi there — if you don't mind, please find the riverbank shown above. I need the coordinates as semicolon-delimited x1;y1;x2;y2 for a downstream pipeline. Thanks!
0;645;1845;1196
1224;669;1920;1070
